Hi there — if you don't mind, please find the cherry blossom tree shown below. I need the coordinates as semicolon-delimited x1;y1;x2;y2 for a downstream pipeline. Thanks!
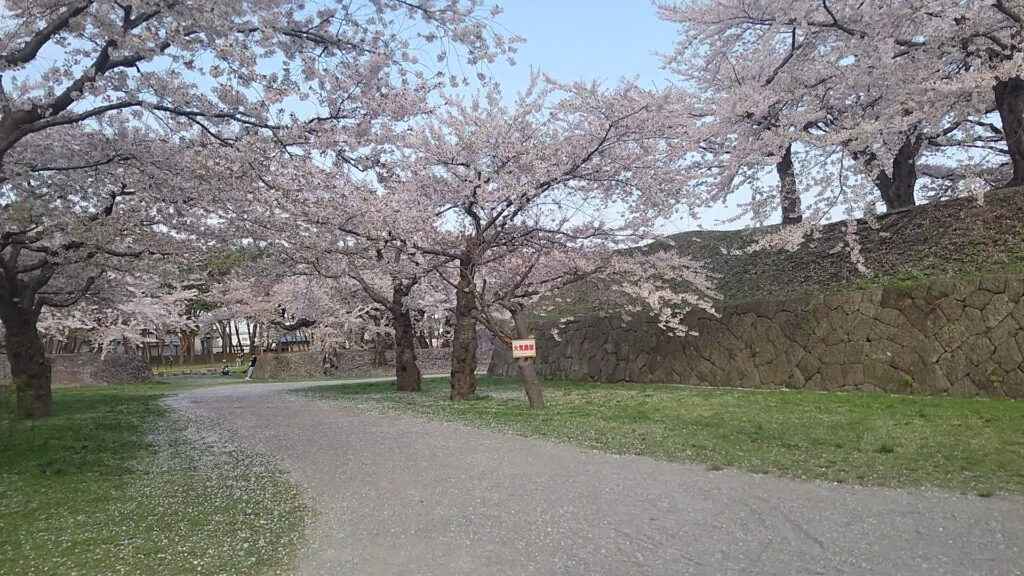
657;0;1023;219
278;237;451;392
659;45;807;224
446;225;717;409
329;245;450;391
0;1;516;165
388;77;693;401
40;282;201;360
0;0;516;418
941;0;1023;186
201;146;456;390
469;243;609;409
201;271;362;352
0;123;208;417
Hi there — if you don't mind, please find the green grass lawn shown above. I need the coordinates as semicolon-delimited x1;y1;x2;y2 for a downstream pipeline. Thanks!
302;377;1024;496
0;384;308;575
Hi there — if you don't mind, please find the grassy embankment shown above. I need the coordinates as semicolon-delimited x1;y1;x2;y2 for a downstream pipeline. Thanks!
541;188;1024;318
0;384;308;575
304;376;1024;496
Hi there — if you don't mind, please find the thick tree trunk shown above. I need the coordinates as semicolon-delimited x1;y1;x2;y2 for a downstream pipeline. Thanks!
223;322;234;355
874;134;921;211
180;330;194;363
995;76;1024;188
511;310;543;410
777;143;802;224
392;303;422;392
516;357;543;409
450;261;478;401
390;282;422;392
0;301;51;419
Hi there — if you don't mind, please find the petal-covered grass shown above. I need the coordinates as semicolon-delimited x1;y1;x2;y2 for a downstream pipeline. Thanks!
302;376;1024;496
0;385;308;575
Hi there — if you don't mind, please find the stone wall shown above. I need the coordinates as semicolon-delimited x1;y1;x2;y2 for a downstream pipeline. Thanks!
489;274;1024;398
0;353;154;387
52;353;155;387
252;346;492;381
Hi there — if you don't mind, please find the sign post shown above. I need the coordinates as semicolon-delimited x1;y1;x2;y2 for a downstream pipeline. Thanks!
511;339;537;358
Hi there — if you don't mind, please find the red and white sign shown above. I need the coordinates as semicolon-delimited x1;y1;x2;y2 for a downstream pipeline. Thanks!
511;339;537;359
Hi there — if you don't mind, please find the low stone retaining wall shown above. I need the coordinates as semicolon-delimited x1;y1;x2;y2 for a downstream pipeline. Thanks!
252;347;492;381
52;353;155;387
0;353;154;387
489;274;1024;398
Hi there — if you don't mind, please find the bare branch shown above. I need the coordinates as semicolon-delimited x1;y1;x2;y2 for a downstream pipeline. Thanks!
1;2;91;67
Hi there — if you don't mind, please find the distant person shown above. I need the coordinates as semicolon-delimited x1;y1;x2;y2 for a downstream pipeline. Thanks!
220;364;231;376
245;355;258;380
235;355;243;367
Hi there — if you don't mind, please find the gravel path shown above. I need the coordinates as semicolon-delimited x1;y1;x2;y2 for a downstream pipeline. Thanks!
171;380;1024;576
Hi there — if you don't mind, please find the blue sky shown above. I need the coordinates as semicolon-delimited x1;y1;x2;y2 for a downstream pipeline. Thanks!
486;0;678;94
478;1;746;233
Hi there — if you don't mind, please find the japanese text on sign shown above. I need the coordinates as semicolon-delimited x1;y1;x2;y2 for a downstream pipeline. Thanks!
511;339;537;359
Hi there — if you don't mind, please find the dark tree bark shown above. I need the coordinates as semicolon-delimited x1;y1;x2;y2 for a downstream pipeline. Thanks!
218;321;233;355
0;299;51;419
873;134;923;211
178;332;186;362
0;247;80;419
391;285;422;392
516;356;542;409
450;259;478;401
347;265;426;393
995;76;1024;188
510;309;543;410
233;322;245;354
777;143;802;224
270;317;317;332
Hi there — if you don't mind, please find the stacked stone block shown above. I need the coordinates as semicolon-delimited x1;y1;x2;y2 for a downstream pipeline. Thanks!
489;274;1024;397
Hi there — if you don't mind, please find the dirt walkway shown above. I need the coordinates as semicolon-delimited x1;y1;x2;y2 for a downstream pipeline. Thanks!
170;380;1024;576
